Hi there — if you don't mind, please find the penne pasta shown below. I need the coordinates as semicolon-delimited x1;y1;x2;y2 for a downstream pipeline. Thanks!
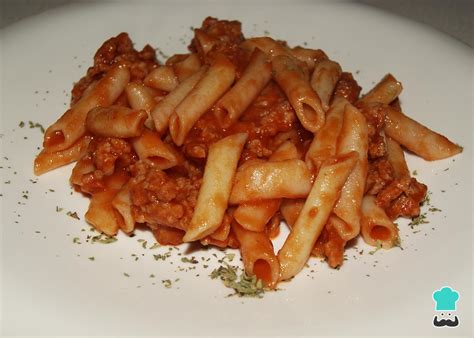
265;213;281;239
290;47;328;72
151;67;207;134
173;53;202;82
125;82;157;128
131;129;180;169
358;74;402;106
183;133;247;242
126;82;156;112
85;171;129;236
269;140;299;162
151;224;185;245
214;49;272;128
305;97;347;173
280;198;305;228
69;154;95;187
144;66;179;92
310;60;342;111
361;195;399;249
233;140;298;231
169;54;236;145
278;152;358;280
242;37;327;71
272;55;325;132
384;106;462;160
86;105;148;138
325;214;350;247
43;66;130;152
111;183;135;234
241;37;293;59
234;199;281;232
229;159;312;204
34;136;91;175
210;212;232;241
232;222;281;289
86;190;122;236
332;103;369;240
386;136;410;179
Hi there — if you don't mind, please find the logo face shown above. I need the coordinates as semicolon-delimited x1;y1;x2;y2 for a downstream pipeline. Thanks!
432;286;460;328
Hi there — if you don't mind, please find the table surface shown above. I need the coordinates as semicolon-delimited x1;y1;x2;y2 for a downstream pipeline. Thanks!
1;0;473;48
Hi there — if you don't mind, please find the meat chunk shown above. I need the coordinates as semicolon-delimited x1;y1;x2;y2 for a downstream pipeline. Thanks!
360;103;387;160
376;177;427;219
312;226;345;268
189;16;247;73
73;137;135;195
129;161;202;230
91;137;136;176
333;72;361;104
365;158;395;195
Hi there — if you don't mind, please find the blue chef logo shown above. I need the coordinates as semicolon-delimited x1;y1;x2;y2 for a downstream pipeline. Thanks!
432;286;460;328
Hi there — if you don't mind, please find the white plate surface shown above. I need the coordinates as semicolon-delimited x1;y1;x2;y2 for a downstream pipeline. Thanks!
1;1;472;336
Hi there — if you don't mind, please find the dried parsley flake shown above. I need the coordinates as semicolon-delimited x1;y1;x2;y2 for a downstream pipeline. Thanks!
91;234;117;244
66;211;80;220
210;263;266;298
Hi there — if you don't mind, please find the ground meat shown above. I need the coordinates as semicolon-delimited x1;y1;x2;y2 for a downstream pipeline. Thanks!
312;226;345;268
376;177;427;219
362;104;385;131
183;111;226;160
360;103;387;159
368;133;386;159
183;82;299;162
231;83;300;161
79;169;106;195
73;138;135;195
333;72;361;104
90;137;136;176
71;32;159;104
129;161;201;230
189;17;248;75
365;158;395;195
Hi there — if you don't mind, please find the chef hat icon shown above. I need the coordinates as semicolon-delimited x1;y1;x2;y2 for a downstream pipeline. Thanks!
432;287;459;311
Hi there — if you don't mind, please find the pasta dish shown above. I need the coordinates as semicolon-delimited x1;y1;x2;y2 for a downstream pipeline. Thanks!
33;17;462;289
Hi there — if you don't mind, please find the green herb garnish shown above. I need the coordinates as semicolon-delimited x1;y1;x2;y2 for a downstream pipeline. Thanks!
91;234;117;244
66;211;80;220
181;257;199;264
28;121;45;133
421;191;431;206
409;213;429;228
368;241;383;255
210;263;266;298
153;252;171;261
149;243;160;250
162;279;172;288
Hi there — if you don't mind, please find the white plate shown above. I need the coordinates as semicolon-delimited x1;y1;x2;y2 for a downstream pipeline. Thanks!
1;1;472;336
